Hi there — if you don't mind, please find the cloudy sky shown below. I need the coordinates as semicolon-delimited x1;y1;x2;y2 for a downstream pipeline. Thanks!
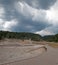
0;0;58;36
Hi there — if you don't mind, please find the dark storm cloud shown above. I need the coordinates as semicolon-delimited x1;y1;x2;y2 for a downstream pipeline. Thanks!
21;0;57;9
0;0;16;21
0;0;51;32
4;5;49;32
38;0;56;9
11;14;51;32
0;0;57;34
0;0;56;21
47;25;58;34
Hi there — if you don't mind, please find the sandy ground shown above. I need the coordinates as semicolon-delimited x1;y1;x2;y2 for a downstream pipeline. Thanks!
2;45;58;65
0;41;46;65
0;39;58;65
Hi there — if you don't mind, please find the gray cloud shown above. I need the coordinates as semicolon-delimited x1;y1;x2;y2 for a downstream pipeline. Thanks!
21;0;57;9
0;0;58;35
11;16;50;32
37;0;56;9
46;25;58;34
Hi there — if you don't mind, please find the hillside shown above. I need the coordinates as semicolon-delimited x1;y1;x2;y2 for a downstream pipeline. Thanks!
43;34;58;42
0;31;42;41
0;31;58;42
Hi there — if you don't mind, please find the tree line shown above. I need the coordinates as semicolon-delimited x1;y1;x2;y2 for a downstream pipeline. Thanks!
0;31;42;41
43;34;58;42
0;31;58;42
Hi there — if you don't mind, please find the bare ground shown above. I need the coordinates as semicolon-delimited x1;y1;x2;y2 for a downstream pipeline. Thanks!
0;39;46;65
0;39;58;65
2;45;58;65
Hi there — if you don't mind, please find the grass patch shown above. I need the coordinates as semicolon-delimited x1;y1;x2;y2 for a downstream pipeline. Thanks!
48;43;58;48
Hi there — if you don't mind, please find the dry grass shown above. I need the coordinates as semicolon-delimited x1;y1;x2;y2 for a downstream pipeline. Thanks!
48;42;58;48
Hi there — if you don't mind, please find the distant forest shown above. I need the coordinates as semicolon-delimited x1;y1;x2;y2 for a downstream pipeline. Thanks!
0;31;42;41
0;31;58;42
43;34;58;42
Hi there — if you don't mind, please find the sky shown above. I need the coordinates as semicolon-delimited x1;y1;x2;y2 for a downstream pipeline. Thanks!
0;0;58;36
